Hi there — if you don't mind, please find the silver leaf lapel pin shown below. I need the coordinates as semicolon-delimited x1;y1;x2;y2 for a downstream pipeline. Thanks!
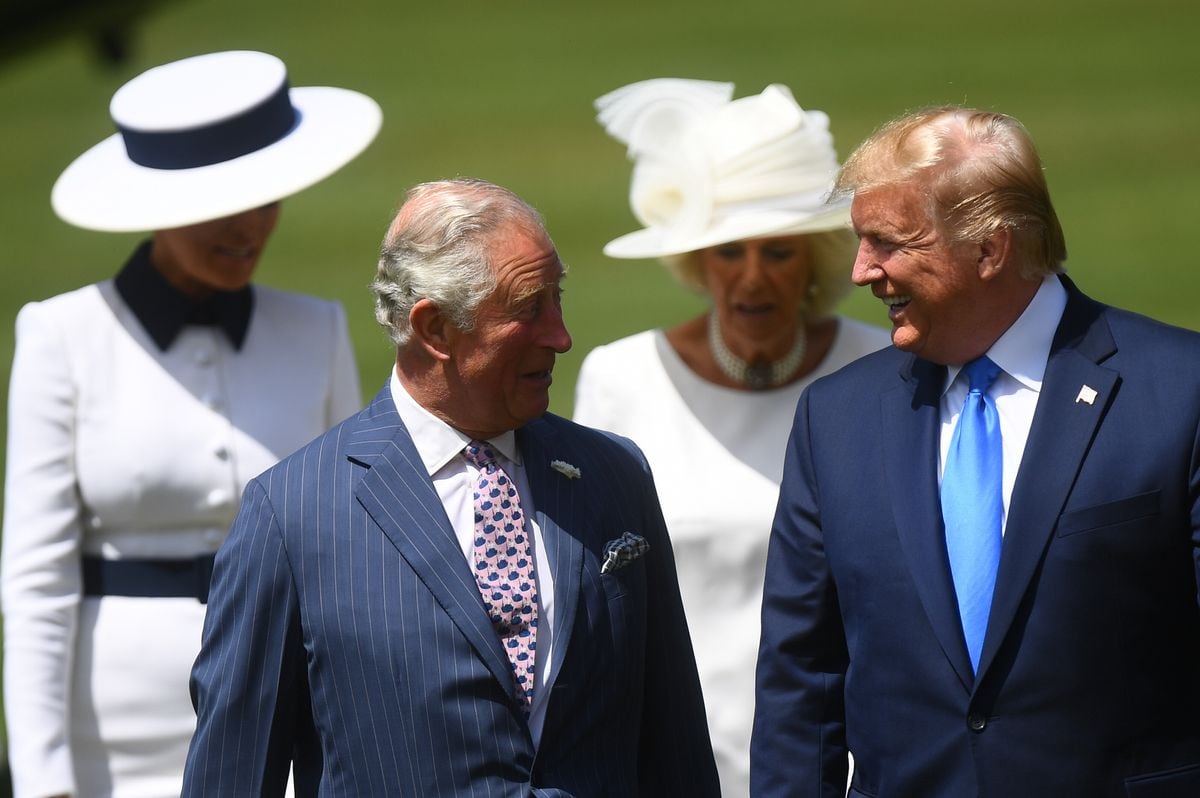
550;459;581;479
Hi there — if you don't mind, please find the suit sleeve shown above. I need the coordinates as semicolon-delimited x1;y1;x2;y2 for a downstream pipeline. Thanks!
752;388;850;797
1;302;82;798
619;441;721;796
183;477;307;798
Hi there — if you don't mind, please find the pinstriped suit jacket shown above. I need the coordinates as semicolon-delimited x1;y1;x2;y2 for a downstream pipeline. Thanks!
182;384;720;797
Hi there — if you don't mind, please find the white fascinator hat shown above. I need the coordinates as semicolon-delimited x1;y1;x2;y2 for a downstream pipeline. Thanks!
51;50;383;232
596;78;849;259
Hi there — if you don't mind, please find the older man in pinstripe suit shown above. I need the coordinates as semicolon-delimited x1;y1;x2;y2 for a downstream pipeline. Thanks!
182;178;720;797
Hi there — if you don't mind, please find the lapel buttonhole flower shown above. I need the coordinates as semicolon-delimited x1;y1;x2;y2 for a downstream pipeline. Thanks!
550;460;582;480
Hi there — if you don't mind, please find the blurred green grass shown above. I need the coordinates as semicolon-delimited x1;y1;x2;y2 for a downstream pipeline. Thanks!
1;0;1198;784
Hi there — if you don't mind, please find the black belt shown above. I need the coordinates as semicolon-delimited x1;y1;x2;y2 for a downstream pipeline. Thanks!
82;554;215;604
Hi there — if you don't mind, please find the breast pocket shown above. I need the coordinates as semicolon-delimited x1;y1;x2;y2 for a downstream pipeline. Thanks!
596;555;647;659
601;566;636;601
1056;490;1160;538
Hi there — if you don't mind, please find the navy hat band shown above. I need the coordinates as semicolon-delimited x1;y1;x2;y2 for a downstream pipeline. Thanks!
119;79;297;170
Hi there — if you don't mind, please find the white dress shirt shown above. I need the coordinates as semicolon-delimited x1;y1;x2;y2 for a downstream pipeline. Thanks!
389;369;557;745
939;275;1069;533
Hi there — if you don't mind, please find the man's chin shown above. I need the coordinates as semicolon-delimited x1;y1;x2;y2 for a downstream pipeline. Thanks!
513;395;552;426
890;328;919;351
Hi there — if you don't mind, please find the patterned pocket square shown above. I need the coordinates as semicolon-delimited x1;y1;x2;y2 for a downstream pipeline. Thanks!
601;531;649;575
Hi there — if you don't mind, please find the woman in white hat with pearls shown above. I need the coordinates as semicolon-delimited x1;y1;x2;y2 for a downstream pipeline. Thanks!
1;50;380;798
574;78;888;796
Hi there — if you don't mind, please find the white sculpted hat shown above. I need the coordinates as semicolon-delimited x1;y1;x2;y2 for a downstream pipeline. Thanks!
596;78;849;259
51;50;383;232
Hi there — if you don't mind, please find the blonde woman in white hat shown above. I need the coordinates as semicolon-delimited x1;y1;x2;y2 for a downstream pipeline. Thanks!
574;79;888;796
1;51;380;798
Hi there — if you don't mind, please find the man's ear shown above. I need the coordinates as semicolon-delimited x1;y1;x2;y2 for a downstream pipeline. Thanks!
977;226;1012;282
409;298;452;362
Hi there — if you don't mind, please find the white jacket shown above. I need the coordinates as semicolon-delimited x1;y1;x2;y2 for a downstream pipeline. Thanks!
1;279;361;798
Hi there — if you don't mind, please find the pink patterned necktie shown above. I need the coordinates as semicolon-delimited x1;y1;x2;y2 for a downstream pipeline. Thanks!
462;440;539;712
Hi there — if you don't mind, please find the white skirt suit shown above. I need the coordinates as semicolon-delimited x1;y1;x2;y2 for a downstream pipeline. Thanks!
1;249;362;798
574;318;889;797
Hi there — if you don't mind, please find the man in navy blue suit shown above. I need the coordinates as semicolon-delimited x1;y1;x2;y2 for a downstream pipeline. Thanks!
182;178;719;796
752;107;1200;797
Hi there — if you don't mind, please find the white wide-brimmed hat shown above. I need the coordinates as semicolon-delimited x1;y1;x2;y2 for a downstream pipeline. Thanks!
596;78;849;259
51;50;383;232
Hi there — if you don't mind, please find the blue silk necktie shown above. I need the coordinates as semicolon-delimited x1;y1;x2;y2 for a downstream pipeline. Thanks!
941;356;1003;673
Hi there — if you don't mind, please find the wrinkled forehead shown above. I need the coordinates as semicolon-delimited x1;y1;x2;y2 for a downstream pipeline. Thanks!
511;257;567;304
850;181;931;227
489;225;565;297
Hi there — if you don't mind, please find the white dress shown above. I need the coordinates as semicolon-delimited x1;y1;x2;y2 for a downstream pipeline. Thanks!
2;278;361;798
573;317;889;797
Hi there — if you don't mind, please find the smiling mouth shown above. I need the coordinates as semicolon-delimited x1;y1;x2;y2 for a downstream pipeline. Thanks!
216;245;256;260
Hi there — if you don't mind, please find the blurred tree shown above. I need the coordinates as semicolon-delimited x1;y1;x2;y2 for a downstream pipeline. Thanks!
0;0;176;68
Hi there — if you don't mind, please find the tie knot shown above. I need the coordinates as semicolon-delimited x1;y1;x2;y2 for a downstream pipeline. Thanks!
463;440;498;469
963;356;1001;395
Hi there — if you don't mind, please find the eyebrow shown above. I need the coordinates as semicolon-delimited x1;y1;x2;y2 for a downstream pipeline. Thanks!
511;266;566;305
853;218;898;240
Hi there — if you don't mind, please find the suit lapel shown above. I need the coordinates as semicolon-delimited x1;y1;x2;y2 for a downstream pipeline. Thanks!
346;386;515;695
884;358;976;690
976;284;1117;679
516;419;584;693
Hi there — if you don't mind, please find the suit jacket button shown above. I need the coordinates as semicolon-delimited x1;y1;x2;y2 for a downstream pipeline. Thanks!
968;713;987;732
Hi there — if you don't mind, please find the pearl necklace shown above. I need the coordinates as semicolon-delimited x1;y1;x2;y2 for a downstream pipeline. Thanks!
707;311;807;391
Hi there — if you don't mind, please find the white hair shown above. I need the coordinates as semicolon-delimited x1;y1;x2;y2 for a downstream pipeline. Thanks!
372;178;546;346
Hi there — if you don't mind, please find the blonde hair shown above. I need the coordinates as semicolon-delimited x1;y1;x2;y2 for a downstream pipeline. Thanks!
661;227;857;320
835;106;1067;277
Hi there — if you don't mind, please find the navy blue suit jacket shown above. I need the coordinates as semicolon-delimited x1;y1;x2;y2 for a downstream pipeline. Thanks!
183;384;719;797
752;279;1200;797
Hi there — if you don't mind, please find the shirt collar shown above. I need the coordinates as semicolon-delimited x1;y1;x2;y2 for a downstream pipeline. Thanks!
389;367;522;476
944;274;1068;395
114;240;254;352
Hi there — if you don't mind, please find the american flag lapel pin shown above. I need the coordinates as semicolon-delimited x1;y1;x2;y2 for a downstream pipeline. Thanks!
1075;385;1097;405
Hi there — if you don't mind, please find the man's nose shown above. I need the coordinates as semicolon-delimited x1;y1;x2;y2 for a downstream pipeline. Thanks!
851;241;879;286
543;305;572;353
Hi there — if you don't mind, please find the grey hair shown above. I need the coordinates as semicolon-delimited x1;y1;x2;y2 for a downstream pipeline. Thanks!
660;227;857;321
372;178;547;346
835;106;1067;278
